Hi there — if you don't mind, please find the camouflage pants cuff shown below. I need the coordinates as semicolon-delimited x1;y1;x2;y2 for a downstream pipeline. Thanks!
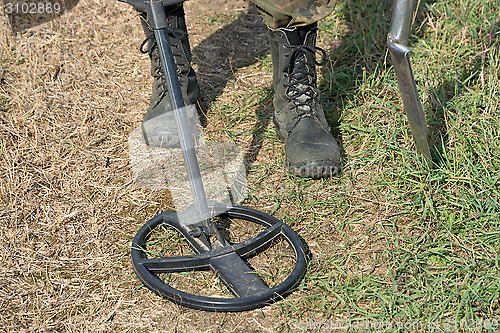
250;0;337;28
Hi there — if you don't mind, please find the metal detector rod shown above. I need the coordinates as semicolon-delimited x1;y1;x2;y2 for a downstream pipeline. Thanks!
119;0;186;13
145;0;212;235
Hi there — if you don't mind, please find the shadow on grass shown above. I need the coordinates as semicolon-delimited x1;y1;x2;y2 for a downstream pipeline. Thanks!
410;0;493;167
190;4;273;169
319;0;451;165
318;0;394;153
427;56;490;166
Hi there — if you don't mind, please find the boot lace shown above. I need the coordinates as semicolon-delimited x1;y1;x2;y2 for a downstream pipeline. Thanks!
282;44;327;120
139;28;188;105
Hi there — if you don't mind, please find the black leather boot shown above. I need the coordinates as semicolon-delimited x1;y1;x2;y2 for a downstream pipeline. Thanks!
139;4;200;147
268;24;342;179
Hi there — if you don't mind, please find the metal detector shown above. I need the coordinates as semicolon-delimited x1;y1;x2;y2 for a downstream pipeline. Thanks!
127;0;307;312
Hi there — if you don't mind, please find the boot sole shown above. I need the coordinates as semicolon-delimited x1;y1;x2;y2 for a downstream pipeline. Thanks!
286;159;342;179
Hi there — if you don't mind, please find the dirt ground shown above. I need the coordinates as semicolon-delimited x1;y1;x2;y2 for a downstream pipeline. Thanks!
0;0;321;331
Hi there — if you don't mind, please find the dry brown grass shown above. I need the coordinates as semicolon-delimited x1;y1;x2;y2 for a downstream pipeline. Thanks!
0;0;305;331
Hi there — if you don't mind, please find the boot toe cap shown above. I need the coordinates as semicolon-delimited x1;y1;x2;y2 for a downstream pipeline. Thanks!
283;119;342;178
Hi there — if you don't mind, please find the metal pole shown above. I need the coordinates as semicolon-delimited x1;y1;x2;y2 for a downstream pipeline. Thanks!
145;0;212;234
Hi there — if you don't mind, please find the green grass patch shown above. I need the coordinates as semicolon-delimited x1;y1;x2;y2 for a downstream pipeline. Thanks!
230;0;500;329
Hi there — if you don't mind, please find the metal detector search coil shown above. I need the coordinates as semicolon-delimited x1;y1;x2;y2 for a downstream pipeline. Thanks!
131;204;307;312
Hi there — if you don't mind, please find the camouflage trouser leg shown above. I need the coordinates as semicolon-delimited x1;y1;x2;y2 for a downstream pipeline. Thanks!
249;0;337;28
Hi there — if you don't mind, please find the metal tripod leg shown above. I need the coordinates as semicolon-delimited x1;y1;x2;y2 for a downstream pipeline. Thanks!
388;0;432;166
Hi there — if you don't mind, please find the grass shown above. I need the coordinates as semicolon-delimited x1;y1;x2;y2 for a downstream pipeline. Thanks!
1;0;499;332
